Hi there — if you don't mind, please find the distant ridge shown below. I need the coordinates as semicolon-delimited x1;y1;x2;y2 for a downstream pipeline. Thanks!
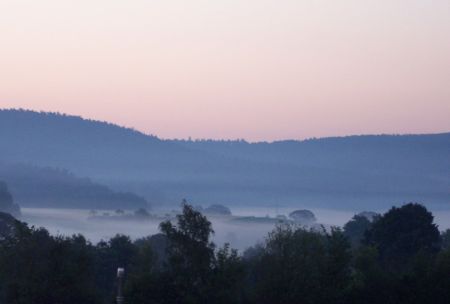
0;162;148;209
1;109;449;209
2;108;158;137
3;108;447;144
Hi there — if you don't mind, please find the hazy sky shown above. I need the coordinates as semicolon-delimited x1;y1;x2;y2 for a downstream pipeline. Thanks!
1;0;449;141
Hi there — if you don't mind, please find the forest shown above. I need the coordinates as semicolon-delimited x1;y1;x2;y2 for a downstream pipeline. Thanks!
1;109;448;209
1;199;449;304
0;163;147;209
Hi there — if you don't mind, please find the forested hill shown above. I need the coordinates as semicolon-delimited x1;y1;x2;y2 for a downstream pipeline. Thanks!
1;109;449;209
171;133;450;177
0;163;147;209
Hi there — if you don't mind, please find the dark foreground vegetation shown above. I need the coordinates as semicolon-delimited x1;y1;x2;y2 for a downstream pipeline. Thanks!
1;202;450;304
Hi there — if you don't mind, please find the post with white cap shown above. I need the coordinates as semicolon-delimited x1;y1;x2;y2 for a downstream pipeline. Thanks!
116;267;125;304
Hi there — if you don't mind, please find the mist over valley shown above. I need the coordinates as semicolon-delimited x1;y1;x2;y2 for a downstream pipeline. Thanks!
1;109;448;212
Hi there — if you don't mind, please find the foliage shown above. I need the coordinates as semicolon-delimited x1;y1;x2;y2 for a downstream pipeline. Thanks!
0;224;99;304
288;209;316;224
204;204;232;216
159;202;216;303
441;229;450;250
364;203;441;270
0;202;449;304
343;215;373;247
248;224;351;304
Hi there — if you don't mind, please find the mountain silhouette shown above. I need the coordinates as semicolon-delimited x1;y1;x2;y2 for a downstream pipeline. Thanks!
1;109;448;209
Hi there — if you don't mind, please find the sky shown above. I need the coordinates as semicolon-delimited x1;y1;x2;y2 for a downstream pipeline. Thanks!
1;0;449;141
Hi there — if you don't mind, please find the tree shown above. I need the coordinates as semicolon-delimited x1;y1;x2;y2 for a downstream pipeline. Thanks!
288;209;316;224
0;225;100;304
250;224;351;304
357;211;379;222
441;229;450;250
159;202;216;303
125;202;245;304
209;243;245;304
343;215;373;247
124;238;161;304
427;248;450;304
204;204;232;216
364;203;440;270
350;246;398;304
94;235;137;303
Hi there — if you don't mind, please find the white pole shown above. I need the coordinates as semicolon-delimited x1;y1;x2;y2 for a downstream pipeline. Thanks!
117;267;125;304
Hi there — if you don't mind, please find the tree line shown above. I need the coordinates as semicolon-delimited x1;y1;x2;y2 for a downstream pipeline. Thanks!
0;202;449;304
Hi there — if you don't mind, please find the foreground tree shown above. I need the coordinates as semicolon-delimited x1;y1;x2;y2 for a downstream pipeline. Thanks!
343;215;373;247
0;224;99;304
159;202;215;303
125;202;246;304
427;248;450;303
441;229;450;250
2;201;450;304
249;224;352;304
124;237;163;304
94;234;137;303
364;203;440;270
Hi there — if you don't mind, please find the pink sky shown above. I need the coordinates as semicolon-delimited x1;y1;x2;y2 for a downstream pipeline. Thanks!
1;0;449;141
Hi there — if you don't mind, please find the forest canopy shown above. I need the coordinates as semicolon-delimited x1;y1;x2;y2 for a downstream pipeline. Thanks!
0;202;449;304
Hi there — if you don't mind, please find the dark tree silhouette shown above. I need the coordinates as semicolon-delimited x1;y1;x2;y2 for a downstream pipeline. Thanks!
364;203;441;270
288;209;316;224
159;202;215;303
249;224;351;304
441;229;450;250
1;202;450;304
343;214;373;247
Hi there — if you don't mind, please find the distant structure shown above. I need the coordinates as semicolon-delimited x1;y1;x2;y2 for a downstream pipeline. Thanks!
116;267;125;304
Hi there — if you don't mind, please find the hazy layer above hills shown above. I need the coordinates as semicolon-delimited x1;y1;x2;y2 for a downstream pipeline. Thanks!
1;109;449;209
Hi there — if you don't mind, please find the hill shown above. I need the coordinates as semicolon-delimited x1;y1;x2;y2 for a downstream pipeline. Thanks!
0;109;449;209
0;162;147;209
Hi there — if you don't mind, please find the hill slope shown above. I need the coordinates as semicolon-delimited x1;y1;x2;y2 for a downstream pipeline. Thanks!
0;109;448;209
0;163;147;209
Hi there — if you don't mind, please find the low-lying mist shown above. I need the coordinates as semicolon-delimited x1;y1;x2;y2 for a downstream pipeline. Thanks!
21;206;450;251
